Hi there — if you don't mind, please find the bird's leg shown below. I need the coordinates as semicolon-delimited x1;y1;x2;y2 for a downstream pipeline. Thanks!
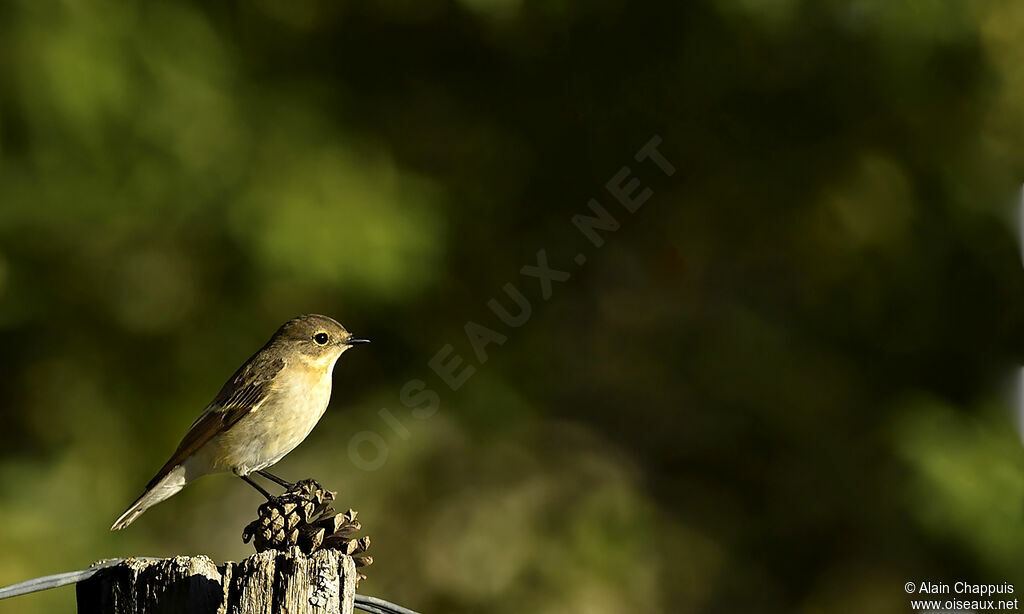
257;470;295;490
240;475;274;500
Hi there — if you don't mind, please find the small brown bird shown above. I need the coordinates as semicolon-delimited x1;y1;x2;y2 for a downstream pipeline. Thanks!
111;314;369;530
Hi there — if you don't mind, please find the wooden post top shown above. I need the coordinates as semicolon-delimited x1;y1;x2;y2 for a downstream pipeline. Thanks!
76;548;358;614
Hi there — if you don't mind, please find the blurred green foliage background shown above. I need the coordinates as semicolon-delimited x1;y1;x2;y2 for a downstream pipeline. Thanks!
2;0;1024;612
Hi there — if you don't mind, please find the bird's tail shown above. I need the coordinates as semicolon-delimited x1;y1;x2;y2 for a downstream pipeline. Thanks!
110;464;187;530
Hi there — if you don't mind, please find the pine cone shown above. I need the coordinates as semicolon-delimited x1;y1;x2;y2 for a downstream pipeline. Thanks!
242;478;373;583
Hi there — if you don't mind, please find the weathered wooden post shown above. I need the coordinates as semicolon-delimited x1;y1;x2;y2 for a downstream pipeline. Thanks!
1;480;411;614
76;548;358;614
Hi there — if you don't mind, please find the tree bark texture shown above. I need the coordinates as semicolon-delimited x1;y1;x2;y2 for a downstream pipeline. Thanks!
76;548;357;614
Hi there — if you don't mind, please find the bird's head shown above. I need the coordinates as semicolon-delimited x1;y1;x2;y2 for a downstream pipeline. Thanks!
273;314;370;363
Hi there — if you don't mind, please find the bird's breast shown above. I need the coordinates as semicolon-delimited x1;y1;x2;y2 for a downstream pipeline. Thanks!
259;365;334;441
206;364;336;474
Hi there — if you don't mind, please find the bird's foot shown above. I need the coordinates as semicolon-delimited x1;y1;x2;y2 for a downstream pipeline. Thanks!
241;477;372;583
285;478;329;498
256;469;297;490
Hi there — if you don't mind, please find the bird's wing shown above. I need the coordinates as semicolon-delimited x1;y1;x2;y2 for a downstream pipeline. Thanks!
144;353;286;490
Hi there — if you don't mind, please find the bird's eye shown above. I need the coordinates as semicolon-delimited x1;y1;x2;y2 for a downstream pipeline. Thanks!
313;332;329;345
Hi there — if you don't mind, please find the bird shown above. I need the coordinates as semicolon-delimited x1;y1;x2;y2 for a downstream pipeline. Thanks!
111;314;369;530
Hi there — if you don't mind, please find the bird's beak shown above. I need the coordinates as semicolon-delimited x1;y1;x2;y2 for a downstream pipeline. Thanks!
345;337;371;346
